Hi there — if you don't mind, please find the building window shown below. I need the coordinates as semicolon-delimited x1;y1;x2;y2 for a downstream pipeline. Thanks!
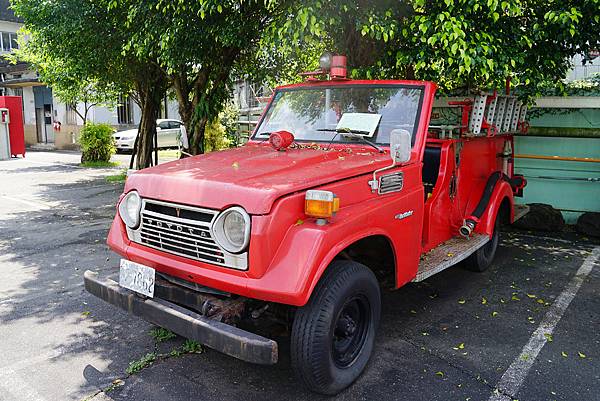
0;32;18;52
117;95;133;125
66;104;78;125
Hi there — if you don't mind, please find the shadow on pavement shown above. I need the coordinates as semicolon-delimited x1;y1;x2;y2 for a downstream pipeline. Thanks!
0;172;598;401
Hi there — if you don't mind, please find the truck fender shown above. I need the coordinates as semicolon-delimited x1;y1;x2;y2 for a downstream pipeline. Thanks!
261;215;396;306
478;180;514;237
303;229;395;306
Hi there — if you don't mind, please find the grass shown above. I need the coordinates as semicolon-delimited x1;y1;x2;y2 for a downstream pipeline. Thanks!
106;170;127;183
158;149;181;159
80;160;120;168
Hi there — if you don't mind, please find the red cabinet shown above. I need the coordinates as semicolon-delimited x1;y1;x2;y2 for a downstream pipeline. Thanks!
0;96;25;157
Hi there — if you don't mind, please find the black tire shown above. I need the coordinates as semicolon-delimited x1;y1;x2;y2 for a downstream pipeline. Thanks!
464;214;500;272
291;260;381;395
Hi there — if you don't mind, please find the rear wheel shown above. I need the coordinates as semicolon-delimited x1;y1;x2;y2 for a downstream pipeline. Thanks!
291;260;381;395
465;213;500;272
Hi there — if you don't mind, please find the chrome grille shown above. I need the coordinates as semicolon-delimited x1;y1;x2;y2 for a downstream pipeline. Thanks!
127;199;248;270
378;172;404;194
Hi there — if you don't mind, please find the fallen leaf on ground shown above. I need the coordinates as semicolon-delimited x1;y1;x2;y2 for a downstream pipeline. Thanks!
294;219;304;225
578;352;586;358
458;299;466;304
491;311;498;317
561;351;568;357
481;297;487;305
435;371;444;377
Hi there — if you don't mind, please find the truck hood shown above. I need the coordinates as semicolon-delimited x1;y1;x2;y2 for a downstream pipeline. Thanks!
126;143;389;214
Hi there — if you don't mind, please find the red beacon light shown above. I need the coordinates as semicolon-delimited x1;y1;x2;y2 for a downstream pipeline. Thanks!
299;52;348;80
268;130;295;151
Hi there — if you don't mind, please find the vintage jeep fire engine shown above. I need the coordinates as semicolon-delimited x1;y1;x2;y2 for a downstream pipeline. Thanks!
85;55;528;395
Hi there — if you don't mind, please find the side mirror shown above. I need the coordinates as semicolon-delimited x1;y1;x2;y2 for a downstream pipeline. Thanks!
389;129;411;164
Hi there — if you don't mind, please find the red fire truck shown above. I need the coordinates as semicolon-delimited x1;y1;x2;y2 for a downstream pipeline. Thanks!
85;54;528;395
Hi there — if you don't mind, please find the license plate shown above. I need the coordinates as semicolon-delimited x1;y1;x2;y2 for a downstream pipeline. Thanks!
119;259;155;298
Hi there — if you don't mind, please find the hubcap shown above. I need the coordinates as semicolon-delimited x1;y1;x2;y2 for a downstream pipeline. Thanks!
332;295;370;368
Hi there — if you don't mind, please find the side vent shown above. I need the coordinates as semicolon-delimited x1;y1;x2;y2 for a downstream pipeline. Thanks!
378;172;404;194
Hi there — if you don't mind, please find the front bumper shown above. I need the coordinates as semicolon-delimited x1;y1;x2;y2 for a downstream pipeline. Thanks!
83;270;278;365
115;138;135;150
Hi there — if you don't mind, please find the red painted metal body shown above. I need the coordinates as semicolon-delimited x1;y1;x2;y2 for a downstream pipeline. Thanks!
0;96;25;157
107;80;518;307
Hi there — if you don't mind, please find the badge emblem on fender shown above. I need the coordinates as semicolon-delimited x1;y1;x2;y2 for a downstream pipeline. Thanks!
395;210;414;220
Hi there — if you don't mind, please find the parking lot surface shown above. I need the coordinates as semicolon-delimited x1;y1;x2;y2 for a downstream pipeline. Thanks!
0;151;598;401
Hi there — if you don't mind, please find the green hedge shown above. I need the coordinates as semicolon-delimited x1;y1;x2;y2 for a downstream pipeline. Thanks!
79;122;116;163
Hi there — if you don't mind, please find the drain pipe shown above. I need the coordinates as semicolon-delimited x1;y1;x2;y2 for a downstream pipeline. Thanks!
460;171;504;238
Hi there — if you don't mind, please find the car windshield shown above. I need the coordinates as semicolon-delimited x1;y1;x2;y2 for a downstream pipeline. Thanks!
254;85;423;145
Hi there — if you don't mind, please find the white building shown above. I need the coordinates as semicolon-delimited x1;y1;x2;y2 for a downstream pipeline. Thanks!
0;2;180;149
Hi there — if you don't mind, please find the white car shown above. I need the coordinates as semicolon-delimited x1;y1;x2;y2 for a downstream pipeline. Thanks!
113;119;183;153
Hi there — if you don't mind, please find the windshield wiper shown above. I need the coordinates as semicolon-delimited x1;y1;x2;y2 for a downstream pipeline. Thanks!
256;131;272;137
316;128;384;153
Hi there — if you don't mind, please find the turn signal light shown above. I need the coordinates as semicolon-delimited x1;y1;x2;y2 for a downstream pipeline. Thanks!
305;190;340;218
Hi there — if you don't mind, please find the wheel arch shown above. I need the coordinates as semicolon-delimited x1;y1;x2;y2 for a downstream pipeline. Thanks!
479;181;514;237
303;232;397;305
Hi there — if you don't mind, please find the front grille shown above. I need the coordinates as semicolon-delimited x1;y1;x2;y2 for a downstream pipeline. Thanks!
128;199;247;270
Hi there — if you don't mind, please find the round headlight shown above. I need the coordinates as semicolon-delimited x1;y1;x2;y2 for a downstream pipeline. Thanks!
118;190;141;229
212;207;250;254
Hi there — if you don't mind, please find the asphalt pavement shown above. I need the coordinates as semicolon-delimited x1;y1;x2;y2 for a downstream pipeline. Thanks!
0;151;598;401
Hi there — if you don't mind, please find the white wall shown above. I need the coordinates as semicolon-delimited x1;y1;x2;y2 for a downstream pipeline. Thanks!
0;21;20;33
21;86;35;125
566;54;600;81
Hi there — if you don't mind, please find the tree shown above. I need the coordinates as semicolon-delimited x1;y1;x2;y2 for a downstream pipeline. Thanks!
10;38;119;125
119;0;294;155
12;0;168;169
274;0;600;97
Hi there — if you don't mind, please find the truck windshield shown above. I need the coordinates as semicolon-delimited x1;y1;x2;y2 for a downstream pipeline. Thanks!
254;85;423;145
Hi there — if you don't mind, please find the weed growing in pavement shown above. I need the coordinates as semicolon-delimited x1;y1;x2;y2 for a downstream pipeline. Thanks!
181;339;202;354
149;327;177;343
106;169;127;183
126;352;157;374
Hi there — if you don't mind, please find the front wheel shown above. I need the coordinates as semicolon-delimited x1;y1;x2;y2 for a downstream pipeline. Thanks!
291;260;381;395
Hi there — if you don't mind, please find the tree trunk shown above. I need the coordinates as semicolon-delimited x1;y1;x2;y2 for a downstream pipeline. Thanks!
135;93;161;170
132;64;167;170
189;117;208;155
